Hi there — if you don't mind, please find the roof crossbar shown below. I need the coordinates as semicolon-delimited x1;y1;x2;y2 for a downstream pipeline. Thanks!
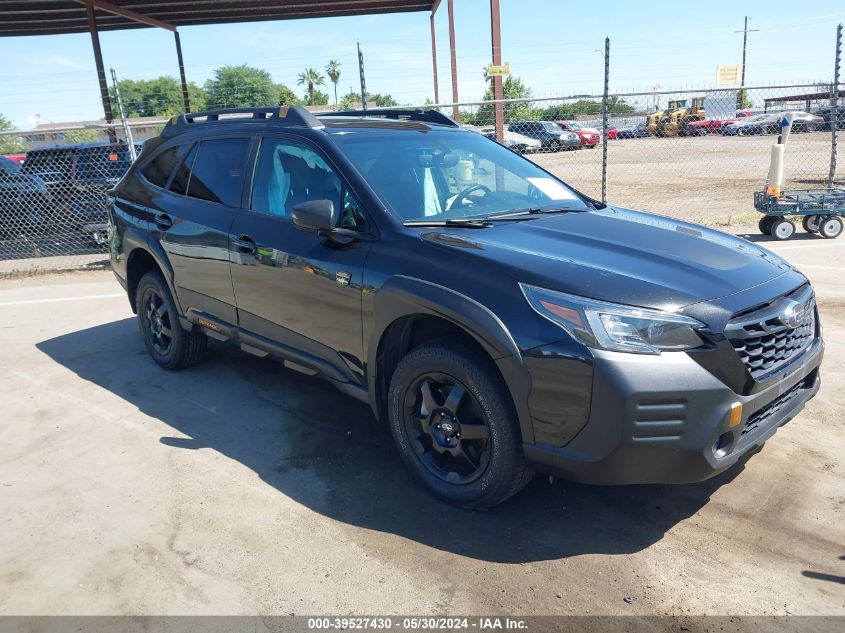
161;106;324;137
323;108;459;127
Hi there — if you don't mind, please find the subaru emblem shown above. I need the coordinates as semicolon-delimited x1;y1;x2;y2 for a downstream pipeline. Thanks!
779;300;805;329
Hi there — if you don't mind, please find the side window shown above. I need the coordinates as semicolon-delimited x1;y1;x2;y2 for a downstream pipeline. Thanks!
143;146;181;188
169;145;197;196
186;138;250;206
251;138;342;221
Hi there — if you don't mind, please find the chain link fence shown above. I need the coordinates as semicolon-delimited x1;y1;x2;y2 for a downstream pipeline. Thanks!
452;83;843;224
0;83;842;275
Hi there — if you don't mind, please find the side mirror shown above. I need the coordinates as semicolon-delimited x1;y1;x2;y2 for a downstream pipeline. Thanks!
291;199;357;245
292;199;335;233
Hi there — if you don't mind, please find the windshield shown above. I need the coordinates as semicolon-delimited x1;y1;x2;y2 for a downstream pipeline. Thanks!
566;122;582;131
541;122;562;133
331;128;590;222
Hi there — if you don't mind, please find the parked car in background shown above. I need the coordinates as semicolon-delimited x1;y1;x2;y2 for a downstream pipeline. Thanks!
606;127;618;140
813;105;845;130
508;121;580;151
0;155;49;237
479;126;542;153
21;141;139;245
724;111;823;136
3;153;26;164
683;110;753;136
722;114;770;136
556;121;600;148
616;122;650;139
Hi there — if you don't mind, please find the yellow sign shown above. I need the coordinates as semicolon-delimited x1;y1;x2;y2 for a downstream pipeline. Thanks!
716;64;741;86
486;63;510;77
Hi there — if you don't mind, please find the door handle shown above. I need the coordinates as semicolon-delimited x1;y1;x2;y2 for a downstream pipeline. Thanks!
233;234;256;254
154;213;173;230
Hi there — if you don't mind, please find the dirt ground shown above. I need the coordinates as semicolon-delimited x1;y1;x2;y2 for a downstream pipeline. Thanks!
0;233;843;618
533;131;843;224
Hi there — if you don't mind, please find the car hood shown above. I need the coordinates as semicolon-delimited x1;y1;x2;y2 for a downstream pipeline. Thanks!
422;206;797;311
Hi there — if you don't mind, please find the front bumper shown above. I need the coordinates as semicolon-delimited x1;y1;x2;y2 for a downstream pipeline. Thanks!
523;338;823;484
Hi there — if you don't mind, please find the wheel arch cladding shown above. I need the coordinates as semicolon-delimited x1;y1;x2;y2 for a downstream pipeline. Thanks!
126;246;177;315
367;276;535;444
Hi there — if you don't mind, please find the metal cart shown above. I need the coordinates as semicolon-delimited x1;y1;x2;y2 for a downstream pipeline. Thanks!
754;188;845;240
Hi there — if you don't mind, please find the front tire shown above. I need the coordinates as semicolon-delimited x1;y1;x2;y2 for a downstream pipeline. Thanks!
387;339;533;508
136;271;207;370
770;218;796;240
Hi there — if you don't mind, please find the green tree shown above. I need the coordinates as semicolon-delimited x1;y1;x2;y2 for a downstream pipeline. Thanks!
607;95;635;114
339;91;399;109
325;60;341;106
204;65;278;109
276;84;301;106
0;113;23;154
63;129;100;143
737;90;753;109
475;75;533;124
111;76;205;117
297;68;326;106
310;90;330;106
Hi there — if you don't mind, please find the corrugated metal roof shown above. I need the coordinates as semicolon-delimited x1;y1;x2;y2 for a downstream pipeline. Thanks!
0;1;436;37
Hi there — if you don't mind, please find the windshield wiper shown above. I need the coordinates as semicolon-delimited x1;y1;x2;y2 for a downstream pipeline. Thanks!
484;206;583;220
403;218;493;228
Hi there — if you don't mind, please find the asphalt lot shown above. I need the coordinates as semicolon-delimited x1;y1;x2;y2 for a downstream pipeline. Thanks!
0;230;843;616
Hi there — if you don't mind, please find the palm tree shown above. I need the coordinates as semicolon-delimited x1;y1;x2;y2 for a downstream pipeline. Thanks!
325;60;341;106
297;68;326;106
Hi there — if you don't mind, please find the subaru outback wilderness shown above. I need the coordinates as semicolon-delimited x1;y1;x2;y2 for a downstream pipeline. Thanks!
109;106;823;507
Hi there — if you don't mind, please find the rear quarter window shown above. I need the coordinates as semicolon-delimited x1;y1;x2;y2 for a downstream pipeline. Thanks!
185;138;250;207
142;146;181;188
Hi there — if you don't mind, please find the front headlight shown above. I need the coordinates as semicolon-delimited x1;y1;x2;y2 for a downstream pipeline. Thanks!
520;283;705;355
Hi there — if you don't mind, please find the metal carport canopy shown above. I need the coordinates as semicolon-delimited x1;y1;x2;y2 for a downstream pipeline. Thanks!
0;1;439;135
0;1;436;36
0;1;508;143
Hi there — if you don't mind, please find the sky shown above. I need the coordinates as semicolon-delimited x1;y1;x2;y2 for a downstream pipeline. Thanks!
0;0;842;129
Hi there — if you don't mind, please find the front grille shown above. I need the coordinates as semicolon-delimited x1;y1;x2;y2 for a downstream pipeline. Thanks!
742;379;807;437
726;286;817;381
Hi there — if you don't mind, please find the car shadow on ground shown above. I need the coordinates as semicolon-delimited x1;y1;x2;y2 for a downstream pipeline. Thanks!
37;317;748;564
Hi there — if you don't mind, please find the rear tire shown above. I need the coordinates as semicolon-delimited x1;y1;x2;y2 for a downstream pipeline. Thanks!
136;271;207;370
802;215;822;233
387;339;533;508
819;216;843;239
758;216;776;235
770;218;796;240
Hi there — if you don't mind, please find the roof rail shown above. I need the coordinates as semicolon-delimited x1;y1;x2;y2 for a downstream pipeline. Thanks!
161;106;324;138
322;108;459;128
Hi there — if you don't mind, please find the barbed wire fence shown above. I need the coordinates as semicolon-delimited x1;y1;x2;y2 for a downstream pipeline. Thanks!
0;80;841;274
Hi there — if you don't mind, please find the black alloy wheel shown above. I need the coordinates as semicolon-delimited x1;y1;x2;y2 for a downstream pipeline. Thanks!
143;286;174;355
402;371;492;485
135;271;206;370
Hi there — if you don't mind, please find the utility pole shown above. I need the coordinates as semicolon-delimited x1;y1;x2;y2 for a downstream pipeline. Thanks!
735;16;759;108
357;42;367;112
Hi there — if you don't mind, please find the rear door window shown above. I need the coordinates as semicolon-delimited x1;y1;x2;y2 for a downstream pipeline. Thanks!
186;138;250;207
